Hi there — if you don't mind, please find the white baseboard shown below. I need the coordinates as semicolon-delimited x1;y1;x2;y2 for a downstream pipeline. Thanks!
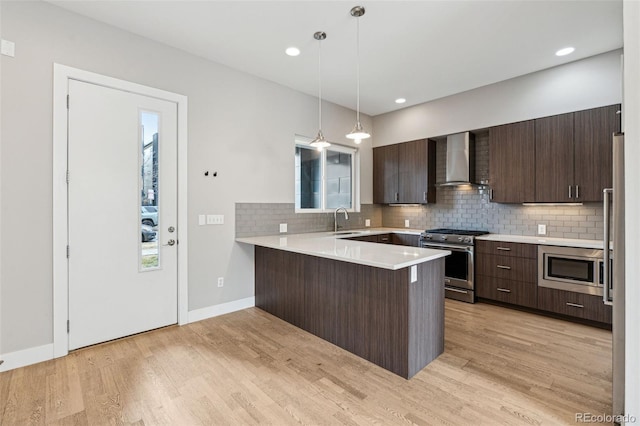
188;296;255;323
0;343;54;373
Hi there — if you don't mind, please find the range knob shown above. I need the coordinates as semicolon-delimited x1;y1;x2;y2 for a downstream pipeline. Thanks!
425;234;433;240
458;237;464;242
440;235;447;241
464;237;472;243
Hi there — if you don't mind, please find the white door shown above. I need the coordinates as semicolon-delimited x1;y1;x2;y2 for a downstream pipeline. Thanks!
68;79;178;350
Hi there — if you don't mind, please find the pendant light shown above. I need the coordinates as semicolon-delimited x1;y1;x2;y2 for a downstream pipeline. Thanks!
346;6;370;144
310;31;331;150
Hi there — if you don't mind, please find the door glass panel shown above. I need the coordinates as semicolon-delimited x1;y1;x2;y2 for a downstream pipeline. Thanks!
140;111;159;269
325;149;352;209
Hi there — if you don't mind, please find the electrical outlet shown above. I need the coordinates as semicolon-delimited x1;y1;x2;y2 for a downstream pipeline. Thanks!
365;219;371;227
217;277;224;287
538;224;547;235
198;214;205;226
279;223;287;233
405;219;410;228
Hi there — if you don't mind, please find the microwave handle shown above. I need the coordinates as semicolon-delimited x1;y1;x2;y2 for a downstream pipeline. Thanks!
603;188;613;306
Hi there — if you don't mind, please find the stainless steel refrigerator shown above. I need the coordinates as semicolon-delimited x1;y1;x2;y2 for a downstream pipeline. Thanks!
603;132;625;417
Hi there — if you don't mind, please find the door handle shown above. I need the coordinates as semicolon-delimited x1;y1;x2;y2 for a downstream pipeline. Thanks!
163;239;176;246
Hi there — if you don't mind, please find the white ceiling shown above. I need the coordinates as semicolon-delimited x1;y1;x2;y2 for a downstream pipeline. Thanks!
48;0;623;116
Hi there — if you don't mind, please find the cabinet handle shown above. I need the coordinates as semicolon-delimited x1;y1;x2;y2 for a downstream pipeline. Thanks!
395;192;399;202
496;288;511;293
496;265;511;270
423;192;427;201
490;188;494;200
496;247;511;251
444;278;451;283
568;185;573;199
566;302;584;309
575;185;580;199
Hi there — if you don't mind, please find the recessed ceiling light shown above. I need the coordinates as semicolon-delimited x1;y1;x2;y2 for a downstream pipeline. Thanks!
285;47;300;57
555;47;575;57
395;98;406;104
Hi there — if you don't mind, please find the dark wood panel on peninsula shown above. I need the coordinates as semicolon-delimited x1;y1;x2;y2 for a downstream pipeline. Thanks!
254;246;445;379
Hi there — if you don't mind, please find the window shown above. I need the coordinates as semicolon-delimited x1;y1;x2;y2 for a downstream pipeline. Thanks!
295;137;360;212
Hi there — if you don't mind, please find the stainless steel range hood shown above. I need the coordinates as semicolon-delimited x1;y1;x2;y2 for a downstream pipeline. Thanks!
439;132;477;186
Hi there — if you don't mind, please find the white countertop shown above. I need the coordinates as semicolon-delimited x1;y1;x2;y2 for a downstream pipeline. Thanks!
477;234;604;249
236;229;449;270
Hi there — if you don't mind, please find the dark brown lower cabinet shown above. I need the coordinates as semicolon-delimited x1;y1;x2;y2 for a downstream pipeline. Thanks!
391;233;420;247
255;246;445;379
476;276;537;309
537;287;612;324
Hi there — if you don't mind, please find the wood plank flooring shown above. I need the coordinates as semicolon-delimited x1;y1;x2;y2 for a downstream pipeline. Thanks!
0;300;612;425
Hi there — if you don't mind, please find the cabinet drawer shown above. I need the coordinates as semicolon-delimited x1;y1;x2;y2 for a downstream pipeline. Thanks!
476;240;536;258
476;254;537;282
537;287;612;324
476;275;537;309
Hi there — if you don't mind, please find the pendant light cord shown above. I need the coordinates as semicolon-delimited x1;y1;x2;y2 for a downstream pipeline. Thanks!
318;37;322;131
356;15;360;124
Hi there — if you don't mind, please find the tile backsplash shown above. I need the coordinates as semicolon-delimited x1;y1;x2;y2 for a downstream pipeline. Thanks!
235;203;383;238
236;132;604;240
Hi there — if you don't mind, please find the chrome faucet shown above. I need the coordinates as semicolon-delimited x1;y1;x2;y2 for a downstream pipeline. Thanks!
334;207;349;233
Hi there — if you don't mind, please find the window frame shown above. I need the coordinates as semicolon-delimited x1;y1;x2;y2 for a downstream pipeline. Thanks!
294;136;360;213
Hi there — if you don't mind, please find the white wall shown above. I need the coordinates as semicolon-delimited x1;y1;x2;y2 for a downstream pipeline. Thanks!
623;1;639;419
372;50;622;146
0;1;372;354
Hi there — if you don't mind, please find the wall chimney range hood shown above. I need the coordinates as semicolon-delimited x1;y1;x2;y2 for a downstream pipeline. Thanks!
438;132;479;187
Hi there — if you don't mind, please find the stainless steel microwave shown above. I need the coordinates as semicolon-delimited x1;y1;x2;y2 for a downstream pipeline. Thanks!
538;245;608;296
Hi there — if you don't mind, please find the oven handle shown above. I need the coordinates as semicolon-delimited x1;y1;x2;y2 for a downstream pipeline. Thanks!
422;243;471;252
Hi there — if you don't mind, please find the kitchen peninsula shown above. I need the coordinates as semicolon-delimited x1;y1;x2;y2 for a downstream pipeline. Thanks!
237;231;450;378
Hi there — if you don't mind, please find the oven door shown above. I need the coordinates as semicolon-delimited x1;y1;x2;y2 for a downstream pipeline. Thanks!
421;242;473;290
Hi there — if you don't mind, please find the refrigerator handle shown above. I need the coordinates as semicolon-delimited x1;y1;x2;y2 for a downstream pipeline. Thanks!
603;188;613;306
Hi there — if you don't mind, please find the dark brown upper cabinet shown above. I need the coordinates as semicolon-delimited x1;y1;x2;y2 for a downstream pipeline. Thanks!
489;104;621;203
373;144;398;204
489;120;535;203
373;139;436;204
574;105;621;202
535;112;575;202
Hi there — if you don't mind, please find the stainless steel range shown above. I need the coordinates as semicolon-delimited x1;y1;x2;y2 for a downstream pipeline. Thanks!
419;228;489;303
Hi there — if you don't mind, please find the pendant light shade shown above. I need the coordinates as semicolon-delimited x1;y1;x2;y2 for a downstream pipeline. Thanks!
346;6;370;144
310;31;331;150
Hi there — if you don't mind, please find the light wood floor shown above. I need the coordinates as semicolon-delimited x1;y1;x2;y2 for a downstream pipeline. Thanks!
0;301;612;425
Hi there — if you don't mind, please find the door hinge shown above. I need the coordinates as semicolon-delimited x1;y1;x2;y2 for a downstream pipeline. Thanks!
66;170;70;184
66;245;70;258
67;320;70;333
66;95;69;109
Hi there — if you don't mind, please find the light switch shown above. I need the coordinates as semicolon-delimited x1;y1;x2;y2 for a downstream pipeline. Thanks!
198;214;206;226
1;40;15;57
212;215;224;225
206;215;215;225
